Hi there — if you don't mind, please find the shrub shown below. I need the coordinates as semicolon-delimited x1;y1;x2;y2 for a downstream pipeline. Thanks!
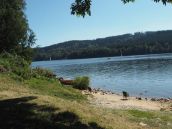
73;76;89;90
0;53;56;80
0;53;32;79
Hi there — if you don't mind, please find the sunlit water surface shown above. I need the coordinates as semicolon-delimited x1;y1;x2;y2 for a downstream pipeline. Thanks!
32;54;172;98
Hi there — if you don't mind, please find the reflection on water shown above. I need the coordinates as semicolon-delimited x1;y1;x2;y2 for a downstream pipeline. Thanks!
32;54;172;98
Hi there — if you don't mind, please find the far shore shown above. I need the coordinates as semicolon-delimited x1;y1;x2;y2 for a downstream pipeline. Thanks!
82;88;172;111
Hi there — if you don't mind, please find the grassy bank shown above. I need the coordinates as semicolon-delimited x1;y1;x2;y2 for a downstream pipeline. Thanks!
0;74;172;129
0;54;172;129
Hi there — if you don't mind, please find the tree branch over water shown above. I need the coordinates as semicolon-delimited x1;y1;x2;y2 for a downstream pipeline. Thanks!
71;0;172;17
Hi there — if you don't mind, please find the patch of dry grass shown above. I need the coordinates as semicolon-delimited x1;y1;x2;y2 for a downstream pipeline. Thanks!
0;74;171;129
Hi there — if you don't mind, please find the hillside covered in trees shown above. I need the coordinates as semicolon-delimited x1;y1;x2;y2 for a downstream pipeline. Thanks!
33;30;172;61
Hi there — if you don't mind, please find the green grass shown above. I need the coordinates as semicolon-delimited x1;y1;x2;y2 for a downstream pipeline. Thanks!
126;109;172;128
4;54;172;128
0;73;172;129
25;78;87;101
128;110;156;119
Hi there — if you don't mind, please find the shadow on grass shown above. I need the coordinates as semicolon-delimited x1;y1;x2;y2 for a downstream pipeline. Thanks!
0;96;104;129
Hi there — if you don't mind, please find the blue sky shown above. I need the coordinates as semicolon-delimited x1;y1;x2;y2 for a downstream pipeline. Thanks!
26;0;172;47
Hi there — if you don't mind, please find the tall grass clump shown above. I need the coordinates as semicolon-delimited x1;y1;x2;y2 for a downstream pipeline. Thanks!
73;76;89;90
0;52;31;79
0;53;56;80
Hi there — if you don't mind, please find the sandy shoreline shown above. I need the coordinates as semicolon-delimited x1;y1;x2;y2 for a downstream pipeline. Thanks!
82;90;172;111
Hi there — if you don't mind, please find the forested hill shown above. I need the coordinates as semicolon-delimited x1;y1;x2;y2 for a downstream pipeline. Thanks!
33;30;172;61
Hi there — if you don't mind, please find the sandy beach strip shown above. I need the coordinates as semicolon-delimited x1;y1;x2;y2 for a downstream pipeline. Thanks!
82;90;172;111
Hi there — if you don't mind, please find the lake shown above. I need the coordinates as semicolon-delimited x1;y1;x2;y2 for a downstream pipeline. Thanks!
32;53;172;98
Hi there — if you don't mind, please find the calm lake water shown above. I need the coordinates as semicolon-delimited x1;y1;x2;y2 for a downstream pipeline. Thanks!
32;54;172;98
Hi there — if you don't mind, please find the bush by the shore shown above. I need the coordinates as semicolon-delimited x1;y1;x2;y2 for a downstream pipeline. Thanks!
0;53;31;79
73;76;89;90
0;53;56;80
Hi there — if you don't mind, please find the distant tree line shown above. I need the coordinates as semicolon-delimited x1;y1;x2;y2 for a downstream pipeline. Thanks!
1;0;171;62
33;30;172;61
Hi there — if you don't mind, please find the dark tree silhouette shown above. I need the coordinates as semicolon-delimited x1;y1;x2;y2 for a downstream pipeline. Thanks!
71;0;172;17
0;0;36;61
